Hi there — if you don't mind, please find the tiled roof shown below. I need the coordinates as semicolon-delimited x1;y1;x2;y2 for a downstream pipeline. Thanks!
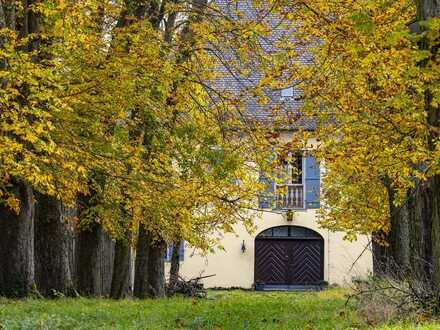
210;0;316;130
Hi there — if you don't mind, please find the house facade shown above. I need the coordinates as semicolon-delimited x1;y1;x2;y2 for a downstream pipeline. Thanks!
163;1;372;289
166;136;373;289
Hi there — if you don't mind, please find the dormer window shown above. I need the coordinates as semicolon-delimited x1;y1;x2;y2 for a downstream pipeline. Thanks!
280;87;294;98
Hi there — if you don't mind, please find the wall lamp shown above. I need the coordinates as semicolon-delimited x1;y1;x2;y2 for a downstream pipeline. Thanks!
241;240;246;253
286;209;294;222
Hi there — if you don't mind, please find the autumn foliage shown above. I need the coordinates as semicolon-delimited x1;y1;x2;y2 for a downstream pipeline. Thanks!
0;0;278;298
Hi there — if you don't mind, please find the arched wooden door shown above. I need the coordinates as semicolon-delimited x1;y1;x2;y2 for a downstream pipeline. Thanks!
254;226;324;286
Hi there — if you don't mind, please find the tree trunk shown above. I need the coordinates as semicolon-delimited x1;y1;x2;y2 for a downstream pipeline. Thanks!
134;227;166;298
372;232;391;276
393;198;411;273
407;181;433;281
134;226;150;298
169;241;180;288
110;238;132;299
429;175;440;286
0;181;35;297
75;222;114;297
147;239;166;298
416;0;440;288
0;0;40;300
383;179;411;276
34;193;75;297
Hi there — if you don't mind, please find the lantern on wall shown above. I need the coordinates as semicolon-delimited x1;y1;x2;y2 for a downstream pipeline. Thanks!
241;240;246;253
286;209;294;222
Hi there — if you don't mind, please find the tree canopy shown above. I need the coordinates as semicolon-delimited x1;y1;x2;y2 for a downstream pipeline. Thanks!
0;0;285;254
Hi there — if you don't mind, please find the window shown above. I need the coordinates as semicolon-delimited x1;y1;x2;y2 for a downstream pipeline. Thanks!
272;226;289;237
279;154;303;184
257;226;322;239
276;153;304;209
165;241;184;262
290;155;303;184
281;87;294;98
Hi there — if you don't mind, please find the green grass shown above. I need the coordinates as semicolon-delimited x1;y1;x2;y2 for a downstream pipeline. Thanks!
0;289;437;329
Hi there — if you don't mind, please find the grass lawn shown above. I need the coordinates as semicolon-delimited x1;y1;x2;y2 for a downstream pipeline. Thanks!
0;289;438;329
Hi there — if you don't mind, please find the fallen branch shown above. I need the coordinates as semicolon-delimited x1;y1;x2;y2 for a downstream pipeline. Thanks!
166;274;216;298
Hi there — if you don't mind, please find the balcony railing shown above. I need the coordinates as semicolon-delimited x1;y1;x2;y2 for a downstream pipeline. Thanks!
276;184;304;209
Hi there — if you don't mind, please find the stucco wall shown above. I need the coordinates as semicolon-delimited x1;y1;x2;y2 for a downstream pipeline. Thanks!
165;209;373;288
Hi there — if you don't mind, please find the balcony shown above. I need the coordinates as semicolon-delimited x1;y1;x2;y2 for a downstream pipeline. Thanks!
276;184;304;209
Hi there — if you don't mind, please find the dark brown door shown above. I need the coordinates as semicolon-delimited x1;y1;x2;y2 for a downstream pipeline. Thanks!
255;238;323;285
255;239;289;285
287;239;323;285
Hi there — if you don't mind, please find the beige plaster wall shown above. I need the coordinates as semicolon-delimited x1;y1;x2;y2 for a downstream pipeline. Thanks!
165;209;373;288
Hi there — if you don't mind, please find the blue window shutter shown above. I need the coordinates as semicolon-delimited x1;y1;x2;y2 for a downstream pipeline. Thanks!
165;245;172;262
179;240;184;261
305;156;320;209
165;242;184;262
258;171;275;209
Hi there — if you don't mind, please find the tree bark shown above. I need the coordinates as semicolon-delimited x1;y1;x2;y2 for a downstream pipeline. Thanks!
407;182;433;281
0;181;35;297
34;193;75;297
147;239;166;298
372;231;391;276
384;183;433;279
169;240;180;288
429;175;440;286
110;238;132;299
415;0;440;287
0;0;40;299
134;226;150;298
75;222;114;297
134;226;166;298
392;198;411;273
383;179;411;275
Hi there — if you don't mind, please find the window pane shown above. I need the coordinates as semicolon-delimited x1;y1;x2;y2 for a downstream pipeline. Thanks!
281;87;294;98
257;226;321;239
272;226;289;237
289;227;321;238
259;228;273;237
291;156;303;184
277;156;302;184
